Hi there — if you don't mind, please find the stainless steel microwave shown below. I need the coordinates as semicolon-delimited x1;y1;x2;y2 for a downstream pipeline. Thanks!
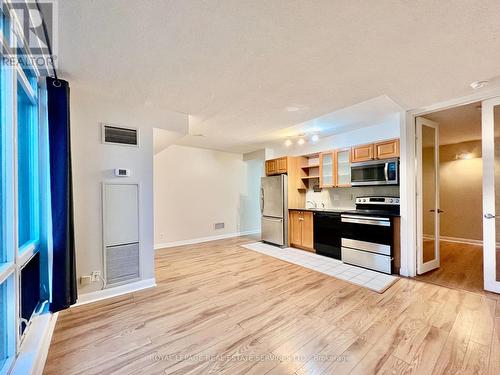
350;158;399;186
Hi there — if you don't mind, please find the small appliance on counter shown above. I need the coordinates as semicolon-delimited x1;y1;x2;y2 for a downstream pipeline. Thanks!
260;175;288;246
341;196;400;274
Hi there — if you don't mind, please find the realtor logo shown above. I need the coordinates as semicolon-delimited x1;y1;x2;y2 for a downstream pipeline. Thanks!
2;0;58;68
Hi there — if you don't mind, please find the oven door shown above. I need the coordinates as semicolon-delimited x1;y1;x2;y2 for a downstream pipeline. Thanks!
341;215;393;249
351;159;399;186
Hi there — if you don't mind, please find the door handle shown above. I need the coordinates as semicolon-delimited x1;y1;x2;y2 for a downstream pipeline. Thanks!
484;213;496;219
429;209;445;213
260;188;264;213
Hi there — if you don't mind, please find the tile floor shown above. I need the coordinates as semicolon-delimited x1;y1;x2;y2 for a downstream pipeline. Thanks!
242;242;399;293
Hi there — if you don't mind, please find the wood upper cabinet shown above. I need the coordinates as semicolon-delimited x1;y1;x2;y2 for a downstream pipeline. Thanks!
265;157;288;175
335;148;351;187
265;159;277;175
319;152;334;188
289;210;314;251
351;139;400;163
374;139;400;160
276;157;288;174
351;144;374;163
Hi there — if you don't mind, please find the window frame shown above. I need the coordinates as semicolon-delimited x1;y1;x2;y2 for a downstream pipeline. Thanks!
0;2;49;372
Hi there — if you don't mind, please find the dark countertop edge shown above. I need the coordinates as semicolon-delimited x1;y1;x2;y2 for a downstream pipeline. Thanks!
288;208;400;217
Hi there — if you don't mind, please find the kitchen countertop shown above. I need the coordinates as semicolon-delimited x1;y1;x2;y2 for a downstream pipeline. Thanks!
289;207;353;213
289;207;400;217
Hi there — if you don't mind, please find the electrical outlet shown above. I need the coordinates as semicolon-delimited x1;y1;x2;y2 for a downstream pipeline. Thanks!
91;271;101;282
160;232;165;240
80;275;92;286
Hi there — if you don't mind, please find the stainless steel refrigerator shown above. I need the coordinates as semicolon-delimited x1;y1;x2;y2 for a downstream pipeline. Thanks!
260;174;288;246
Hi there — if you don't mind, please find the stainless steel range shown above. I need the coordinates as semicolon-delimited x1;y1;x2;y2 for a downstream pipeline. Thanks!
341;197;400;274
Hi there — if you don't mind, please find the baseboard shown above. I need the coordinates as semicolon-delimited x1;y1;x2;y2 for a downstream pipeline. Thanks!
154;230;261;250
10;311;59;375
439;236;483;246
423;234;483;246
74;278;156;306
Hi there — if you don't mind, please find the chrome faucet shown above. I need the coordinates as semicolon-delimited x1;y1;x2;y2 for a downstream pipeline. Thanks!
306;200;317;208
321;202;325;208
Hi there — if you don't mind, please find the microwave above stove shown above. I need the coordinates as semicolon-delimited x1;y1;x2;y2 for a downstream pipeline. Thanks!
350;158;399;186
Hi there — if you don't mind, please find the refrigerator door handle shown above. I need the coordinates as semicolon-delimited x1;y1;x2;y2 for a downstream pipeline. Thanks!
260;187;264;214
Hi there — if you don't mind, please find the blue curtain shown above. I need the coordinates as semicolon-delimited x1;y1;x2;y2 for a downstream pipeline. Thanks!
46;77;77;312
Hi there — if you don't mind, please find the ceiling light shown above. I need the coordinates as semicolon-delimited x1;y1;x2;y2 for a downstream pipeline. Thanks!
470;80;489;90
284;139;292;147
456;153;474;160
311;134;319;142
297;138;305;145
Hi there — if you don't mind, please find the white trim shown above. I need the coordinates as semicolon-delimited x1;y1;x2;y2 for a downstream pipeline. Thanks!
416;117;440;275
9;311;58;375
424;234;483;246
481;96;500;293
74;278;156;307
154;230;261;250
400;111;416;277
101;122;140;148
404;88;500;278
101;182;142;288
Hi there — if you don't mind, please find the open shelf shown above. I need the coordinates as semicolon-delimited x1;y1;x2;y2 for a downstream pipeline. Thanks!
301;175;319;180
301;164;319;169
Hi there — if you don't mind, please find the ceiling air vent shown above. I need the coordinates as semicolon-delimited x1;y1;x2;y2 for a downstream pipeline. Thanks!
102;124;139;147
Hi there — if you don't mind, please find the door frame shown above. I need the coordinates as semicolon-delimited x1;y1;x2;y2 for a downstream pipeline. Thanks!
402;86;500;278
481;97;500;293
415;117;440;274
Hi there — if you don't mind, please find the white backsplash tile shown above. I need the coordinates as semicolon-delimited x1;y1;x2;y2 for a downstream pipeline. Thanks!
305;186;400;209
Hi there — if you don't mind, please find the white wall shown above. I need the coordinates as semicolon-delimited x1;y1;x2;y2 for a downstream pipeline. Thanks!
71;87;188;294
154;145;263;247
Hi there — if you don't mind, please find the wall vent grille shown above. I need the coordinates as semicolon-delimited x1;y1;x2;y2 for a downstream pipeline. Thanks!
102;124;138;146
214;222;225;230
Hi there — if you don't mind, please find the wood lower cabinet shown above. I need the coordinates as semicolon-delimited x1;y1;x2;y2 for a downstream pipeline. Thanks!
289;210;314;251
351;144;374;163
374;139;400;159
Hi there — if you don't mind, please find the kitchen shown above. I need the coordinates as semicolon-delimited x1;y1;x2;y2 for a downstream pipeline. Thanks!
260;137;401;281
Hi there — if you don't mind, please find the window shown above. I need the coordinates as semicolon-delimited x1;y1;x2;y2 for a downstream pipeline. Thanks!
0;3;48;372
0;275;14;375
0;280;6;368
17;80;39;250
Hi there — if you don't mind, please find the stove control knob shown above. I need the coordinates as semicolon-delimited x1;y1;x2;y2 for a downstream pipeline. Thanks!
396;199;400;203
389;199;394;203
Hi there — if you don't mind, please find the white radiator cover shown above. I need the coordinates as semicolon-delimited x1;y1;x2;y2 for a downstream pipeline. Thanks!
102;183;140;286
106;243;140;285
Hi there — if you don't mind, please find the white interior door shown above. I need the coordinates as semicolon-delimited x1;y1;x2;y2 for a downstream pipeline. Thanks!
481;97;500;293
416;117;441;274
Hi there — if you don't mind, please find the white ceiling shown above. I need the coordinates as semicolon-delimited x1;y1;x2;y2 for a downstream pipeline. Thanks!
58;1;500;153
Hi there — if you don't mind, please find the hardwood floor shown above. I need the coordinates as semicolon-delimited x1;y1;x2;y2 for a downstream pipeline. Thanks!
418;241;485;295
44;236;500;375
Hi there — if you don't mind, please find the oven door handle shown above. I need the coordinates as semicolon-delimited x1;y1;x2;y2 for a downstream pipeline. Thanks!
341;216;391;226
